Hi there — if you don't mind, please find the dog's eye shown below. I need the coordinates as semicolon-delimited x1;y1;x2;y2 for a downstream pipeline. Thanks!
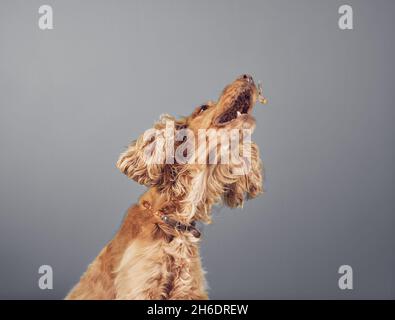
176;124;187;130
199;105;209;113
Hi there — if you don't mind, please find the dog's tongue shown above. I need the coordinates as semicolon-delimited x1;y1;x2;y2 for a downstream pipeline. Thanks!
257;81;268;105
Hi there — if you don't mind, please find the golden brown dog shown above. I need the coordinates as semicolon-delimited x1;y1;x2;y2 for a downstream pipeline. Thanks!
66;74;265;300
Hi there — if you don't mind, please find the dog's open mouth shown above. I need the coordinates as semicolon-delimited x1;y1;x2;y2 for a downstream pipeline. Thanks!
215;91;253;125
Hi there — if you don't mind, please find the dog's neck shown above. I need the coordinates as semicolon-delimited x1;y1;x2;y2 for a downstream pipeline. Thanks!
139;186;204;239
139;167;209;218
146;166;211;222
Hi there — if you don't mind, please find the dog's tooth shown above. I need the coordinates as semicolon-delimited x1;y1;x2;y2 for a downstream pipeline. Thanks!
237;111;242;117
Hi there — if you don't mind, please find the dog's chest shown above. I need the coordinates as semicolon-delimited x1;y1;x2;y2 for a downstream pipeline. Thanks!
114;236;203;299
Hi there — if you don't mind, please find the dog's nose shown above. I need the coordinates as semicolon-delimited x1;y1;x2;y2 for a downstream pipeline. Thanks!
240;74;254;84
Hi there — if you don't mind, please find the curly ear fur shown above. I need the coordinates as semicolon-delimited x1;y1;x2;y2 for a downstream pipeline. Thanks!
116;138;163;187
116;115;174;186
222;142;264;208
116;115;191;188
190;142;263;222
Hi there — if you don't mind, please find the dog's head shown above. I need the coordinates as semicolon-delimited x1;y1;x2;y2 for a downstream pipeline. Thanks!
117;75;265;223
188;74;259;131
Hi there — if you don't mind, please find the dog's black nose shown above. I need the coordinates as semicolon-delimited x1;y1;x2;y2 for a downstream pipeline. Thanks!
240;74;254;84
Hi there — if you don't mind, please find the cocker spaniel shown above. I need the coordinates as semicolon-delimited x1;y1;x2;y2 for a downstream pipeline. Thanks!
66;74;266;299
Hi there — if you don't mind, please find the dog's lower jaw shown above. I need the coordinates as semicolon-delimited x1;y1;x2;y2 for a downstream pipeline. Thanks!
65;189;208;300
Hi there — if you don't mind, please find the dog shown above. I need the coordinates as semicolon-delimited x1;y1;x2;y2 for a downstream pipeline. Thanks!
66;74;266;299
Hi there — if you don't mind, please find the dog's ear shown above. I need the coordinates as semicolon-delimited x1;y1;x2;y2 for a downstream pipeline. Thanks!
116;116;173;186
245;142;264;199
223;142;264;207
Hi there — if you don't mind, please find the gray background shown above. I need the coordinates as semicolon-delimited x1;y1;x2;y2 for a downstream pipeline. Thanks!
0;0;394;299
